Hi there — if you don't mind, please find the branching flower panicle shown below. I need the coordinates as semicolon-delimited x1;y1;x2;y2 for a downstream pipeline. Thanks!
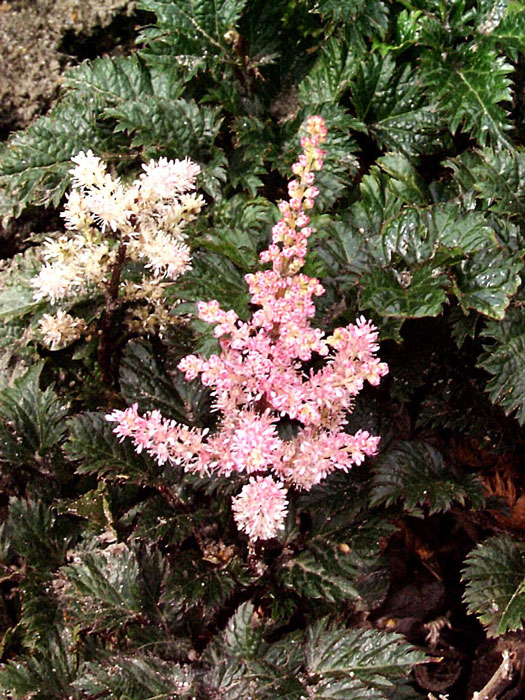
31;152;205;347
107;117;388;540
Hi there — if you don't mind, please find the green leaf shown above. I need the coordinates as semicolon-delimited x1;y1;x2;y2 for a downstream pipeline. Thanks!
107;98;223;161
478;308;525;424
488;9;525;59
475;0;509;35
462;535;525;636
279;524;390;609
0;94;109;216
65;411;155;479
62;54;180;104
0;628;78;699
376;202;496;267
7;498;74;571
223;602;264;659
453;247;522;319
0;363;68;464
470;147;525;218
298;39;360;105
349;166;403;242
359;266;448;318
204;603;305;699
374;9;423;55
313;0;389;44
0;284;43;323
179;251;250;318
199;195;274;270
161;551;251;613
119;341;190;423
420;41;514;145
305;620;426;687
61;544;144;632
352;54;443;155
75;654;194;699
377;154;428;204
138;0;248;56
370;441;484;515
0;247;46;322
121;495;194;544
449;306;480;348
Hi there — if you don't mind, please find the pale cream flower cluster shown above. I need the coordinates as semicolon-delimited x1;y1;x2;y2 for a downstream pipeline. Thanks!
38;310;88;351
31;151;204;348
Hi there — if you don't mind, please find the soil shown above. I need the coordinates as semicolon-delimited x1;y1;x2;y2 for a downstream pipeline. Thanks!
0;0;150;255
0;0;138;138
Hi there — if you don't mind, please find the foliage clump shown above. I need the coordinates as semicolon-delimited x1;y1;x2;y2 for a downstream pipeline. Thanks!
1;0;525;698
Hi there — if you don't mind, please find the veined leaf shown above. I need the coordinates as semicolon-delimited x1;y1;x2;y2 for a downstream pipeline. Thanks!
0;247;46;322
486;8;525;59
160;551;251;614
313;0;389;46
65;411;156;479
108;97;223;160
352;54;443;155
377;154;428;204
359;266;448;318
199;195;274;270
179;251;250;319
0;94;109;216
453;247;522;319
0;628;78;699
298;38;361;105
370;441;484;515
279;522;391;609
7;498;74;571
471;147;525;218
61;545;144;632
305;620;426;687
119;340;190;422
75;654;194;699
420;41;514;145
0;363;68;464
462;535;525;636
62;54;176;103
478;308;525;424
349;166;403;242
138;0;248;56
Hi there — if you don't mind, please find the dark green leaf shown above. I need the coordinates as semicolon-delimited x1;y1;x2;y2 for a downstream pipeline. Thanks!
279;522;390;609
298;39;360;105
75;654;194;699
305;620;426;686
420;42;514;145
0;628;78;699
352;54;443;155
61;544;144;632
0;363;68;464
453;247;521;319
488;9;525;59
7;498;73;571
370;441;484;515
138;0;248;56
359;266;448;318
478;308;525;424
119;341;190;422
0;94;109;216
107;98;223;161
471;147;525;218
65;411;155;479
462;535;525;636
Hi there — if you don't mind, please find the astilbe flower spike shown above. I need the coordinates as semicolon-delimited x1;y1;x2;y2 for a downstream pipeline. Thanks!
31;151;205;346
106;116;388;541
